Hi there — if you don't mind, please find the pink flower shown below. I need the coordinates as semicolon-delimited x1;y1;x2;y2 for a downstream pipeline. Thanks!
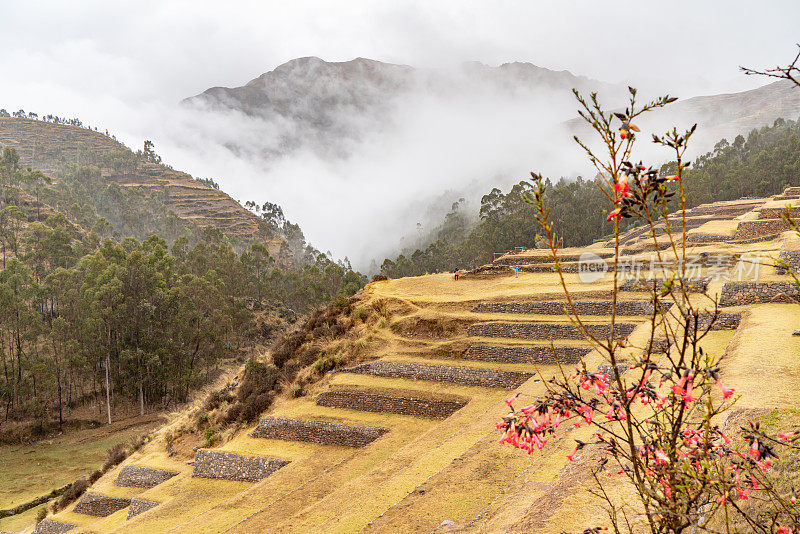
716;379;734;399
749;440;760;458
566;447;578;462
682;379;696;403
607;208;622;221
779;431;795;442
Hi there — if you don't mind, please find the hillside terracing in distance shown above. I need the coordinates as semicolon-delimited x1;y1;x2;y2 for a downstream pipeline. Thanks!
31;188;800;533
0;118;281;252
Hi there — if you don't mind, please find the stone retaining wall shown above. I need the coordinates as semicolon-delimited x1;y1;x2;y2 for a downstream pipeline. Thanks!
493;252;613;266
519;264;566;273
464;345;589;364
776;250;800;275
656;217;725;232
597;364;630;376
758;207;800;220
472;301;670;316
73;493;131;517
127;499;159;519
777;187;800;198
344;361;532;389
719;282;800;306
467;322;636;340
192;450;290;482
651;339;669;353
733;219;790;240
620;277;710;293
685;234;733;243
317;389;467;418
691;203;763;216
116;465;179;488
622;241;673;253
693;312;742;330
250;417;389;447
731;233;782;244
33;520;77;534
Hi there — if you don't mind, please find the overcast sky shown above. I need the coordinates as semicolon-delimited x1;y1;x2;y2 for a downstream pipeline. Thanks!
2;1;798;113
1;0;798;265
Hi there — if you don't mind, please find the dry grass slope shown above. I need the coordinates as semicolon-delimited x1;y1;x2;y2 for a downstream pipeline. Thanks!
18;190;800;533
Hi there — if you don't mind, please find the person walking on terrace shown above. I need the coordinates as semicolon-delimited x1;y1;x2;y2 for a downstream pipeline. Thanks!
514;265;520;277
454;269;460;281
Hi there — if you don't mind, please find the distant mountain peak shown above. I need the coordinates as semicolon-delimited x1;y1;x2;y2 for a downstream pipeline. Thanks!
183;56;619;160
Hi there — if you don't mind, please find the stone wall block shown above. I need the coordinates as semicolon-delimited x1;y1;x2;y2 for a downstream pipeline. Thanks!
250;417;389;447
316;390;467;418
191;450;290;482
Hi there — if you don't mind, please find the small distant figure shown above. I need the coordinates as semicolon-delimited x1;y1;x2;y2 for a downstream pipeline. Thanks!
514;265;519;277
454;269;460;281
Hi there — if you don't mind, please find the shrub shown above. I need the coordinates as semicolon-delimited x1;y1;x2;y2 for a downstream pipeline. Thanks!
333;293;350;312
103;443;128;471
353;306;368;322
35;507;47;524
271;330;306;368
300;345;321;366
203;389;234;412
313;354;340;375
202;428;218;447
222;359;280;424
238;393;273;423
371;274;388;282
88;469;103;484
53;478;89;512
195;410;209;427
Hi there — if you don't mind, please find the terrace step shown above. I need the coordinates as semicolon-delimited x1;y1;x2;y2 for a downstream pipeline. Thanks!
191;450;290;482
342;361;532;389
33;520;77;534
467;322;637;340
472;301;670;316
719;282;800;307
316;387;468;418
127;498;159;519
464;345;590;364
620;277;710;293
492;252;613;266
733;219;790;240
73;492;131;517
758;207;800;219
115;465;179;488
250;417;389;447
692;312;742;330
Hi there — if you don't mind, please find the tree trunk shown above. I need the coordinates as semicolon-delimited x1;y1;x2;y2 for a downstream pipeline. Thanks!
104;353;112;425
105;324;112;425
139;384;144;416
56;369;63;427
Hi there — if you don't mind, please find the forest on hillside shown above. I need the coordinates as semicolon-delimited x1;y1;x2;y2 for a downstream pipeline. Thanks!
380;116;800;277
0;146;365;431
